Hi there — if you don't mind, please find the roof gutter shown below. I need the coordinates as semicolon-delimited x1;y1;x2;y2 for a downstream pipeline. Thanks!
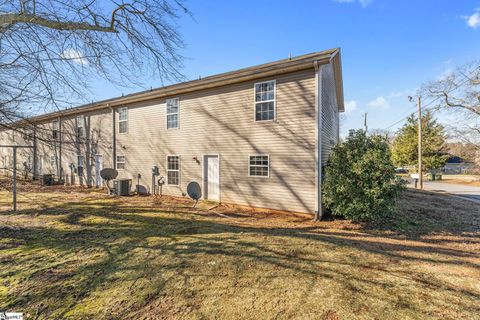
329;49;345;112
10;50;341;125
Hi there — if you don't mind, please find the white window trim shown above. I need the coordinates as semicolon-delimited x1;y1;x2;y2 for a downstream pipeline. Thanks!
116;155;126;170
248;154;270;178
76;115;85;139
118;107;128;134
166;98;180;130
253;80;276;122
52;120;60;140
166;155;180;185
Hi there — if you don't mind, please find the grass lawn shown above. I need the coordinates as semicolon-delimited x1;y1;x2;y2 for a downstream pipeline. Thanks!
0;178;479;319
441;174;480;187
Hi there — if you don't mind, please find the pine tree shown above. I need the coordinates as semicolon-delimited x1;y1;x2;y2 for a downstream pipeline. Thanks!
392;111;448;172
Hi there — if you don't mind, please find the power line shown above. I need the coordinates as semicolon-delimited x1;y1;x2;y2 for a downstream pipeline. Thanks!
382;67;478;131
383;95;442;130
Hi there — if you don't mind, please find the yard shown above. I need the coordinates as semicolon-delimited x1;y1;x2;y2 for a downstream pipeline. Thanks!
441;174;480;187
0;178;479;319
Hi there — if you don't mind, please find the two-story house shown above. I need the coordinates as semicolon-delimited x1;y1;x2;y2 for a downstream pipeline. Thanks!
0;48;344;215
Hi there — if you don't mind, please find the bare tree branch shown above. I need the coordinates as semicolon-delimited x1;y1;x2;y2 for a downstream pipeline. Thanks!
0;13;117;32
421;61;480;152
0;0;189;131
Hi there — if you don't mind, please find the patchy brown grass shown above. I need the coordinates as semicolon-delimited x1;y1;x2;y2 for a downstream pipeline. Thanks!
442;179;480;187
441;175;480;187
0;177;479;319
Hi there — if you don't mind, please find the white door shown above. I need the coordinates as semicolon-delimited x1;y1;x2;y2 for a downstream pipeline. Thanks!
204;155;220;201
95;155;103;187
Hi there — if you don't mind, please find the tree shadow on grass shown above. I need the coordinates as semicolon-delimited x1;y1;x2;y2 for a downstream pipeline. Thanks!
0;195;479;319
0;187;479;318
363;189;480;241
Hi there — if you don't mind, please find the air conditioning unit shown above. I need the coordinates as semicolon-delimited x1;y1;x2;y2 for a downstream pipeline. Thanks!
113;179;131;196
42;174;54;186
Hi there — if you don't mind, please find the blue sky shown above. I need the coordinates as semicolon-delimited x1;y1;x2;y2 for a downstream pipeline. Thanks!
94;0;480;137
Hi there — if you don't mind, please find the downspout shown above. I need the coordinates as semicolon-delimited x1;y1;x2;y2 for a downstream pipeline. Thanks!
58;116;62;180
33;124;37;180
314;61;323;221
110;105;116;169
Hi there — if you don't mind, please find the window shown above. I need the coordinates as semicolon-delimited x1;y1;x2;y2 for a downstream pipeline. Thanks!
50;155;56;166
249;155;269;177
254;80;275;121
77;155;85;167
116;155;126;170
166;98;179;129
52;120;59;140
118;107;128;133
167;155;180;185
76;115;85;139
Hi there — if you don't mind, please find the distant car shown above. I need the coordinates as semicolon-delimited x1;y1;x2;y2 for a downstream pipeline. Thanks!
395;168;408;174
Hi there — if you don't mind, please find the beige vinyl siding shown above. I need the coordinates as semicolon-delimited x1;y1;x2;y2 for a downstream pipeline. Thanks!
60;109;113;186
0;127;35;177
115;69;317;213
320;63;340;166
0;67;327;214
0;109;113;186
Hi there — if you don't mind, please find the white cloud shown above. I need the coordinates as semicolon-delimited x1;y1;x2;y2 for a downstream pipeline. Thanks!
388;88;416;99
368;96;390;109
344;100;358;114
465;9;480;29
388;91;403;98
438;68;453;80
359;0;373;7
443;58;453;66
332;0;372;8
61;48;88;65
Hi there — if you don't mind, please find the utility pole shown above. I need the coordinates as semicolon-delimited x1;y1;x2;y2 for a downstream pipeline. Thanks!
363;112;368;133
33;125;37;180
417;96;423;189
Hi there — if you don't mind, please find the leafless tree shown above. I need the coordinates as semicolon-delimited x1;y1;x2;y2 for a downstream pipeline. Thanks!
0;0;189;126
424;61;480;115
422;61;480;153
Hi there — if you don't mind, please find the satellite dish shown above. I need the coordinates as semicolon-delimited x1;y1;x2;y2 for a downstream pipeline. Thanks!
100;168;118;195
187;181;202;208
100;168;118;180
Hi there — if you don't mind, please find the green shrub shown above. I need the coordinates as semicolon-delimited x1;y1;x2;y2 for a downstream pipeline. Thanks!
323;130;404;222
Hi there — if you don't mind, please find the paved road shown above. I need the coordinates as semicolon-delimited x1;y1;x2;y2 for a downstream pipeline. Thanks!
411;181;480;203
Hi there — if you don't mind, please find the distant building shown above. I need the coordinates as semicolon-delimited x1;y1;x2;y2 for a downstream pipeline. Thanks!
442;156;475;174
